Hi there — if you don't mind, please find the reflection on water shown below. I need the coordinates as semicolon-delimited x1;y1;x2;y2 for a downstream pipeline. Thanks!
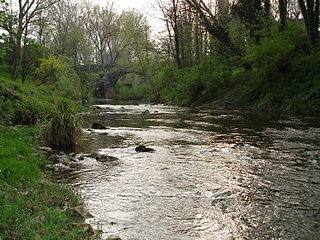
66;101;320;239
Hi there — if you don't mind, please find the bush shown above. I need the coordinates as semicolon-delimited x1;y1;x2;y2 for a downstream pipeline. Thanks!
244;22;308;84
41;102;82;152
242;22;320;112
113;81;148;100
149;56;235;105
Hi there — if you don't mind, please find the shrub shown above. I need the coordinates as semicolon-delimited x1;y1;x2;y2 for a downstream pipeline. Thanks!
149;56;235;105
41;102;82;152
33;56;66;86
113;81;148;100
244;22;308;84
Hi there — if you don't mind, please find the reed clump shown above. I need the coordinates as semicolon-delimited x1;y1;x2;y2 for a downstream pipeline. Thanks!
41;102;82;152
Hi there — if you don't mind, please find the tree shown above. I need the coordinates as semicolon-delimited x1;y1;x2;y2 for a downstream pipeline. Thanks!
231;0;272;42
117;10;152;73
84;3;118;65
0;0;58;81
279;0;288;31
157;0;183;68
34;55;66;86
0;0;9;60
287;0;301;20
0;0;8;21
185;0;238;55
48;0;90;65
32;9;52;46
298;0;320;46
21;39;49;83
157;0;209;68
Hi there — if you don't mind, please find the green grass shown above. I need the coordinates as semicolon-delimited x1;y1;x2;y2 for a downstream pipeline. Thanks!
0;64;96;239
41;102;82;153
0;126;94;240
0;64;76;125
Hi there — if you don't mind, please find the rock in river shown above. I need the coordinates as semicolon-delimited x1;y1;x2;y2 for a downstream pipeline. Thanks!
107;236;121;240
91;122;107;129
142;110;150;115
135;145;155;152
96;155;119;162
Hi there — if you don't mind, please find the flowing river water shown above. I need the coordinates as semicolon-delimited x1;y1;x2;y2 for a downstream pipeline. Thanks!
65;100;320;240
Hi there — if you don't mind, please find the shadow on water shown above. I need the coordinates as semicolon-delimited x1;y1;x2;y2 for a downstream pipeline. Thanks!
64;100;320;240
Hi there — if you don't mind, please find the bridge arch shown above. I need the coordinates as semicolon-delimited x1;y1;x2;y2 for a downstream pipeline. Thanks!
97;70;144;98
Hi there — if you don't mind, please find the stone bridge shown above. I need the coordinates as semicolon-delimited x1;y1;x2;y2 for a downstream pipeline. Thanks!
75;64;144;97
96;70;144;98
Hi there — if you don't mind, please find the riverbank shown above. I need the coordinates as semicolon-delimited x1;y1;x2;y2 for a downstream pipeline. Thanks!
126;22;319;115
0;66;99;239
0;126;100;239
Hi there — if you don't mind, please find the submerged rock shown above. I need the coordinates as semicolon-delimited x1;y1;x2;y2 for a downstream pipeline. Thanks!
96;155;119;162
45;163;71;172
142;110;150;115
87;153;118;162
99;132;109;135
107;236;122;240
59;157;71;165
135;145;155;152
91;122;107;129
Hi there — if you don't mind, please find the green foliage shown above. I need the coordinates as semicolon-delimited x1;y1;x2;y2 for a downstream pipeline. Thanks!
149;56;235;105
0;0;9;23
245;23;308;83
241;22;320;113
32;56;91;101
113;81;148;100
113;73;148;100
0;84;51;125
76;71;97;103
22;40;50;76
147;21;320;113
0;34;12;63
0;127;42;185
41;102;82;153
34;56;67;86
0;126;92;240
0;64;78;125
54;62;82;100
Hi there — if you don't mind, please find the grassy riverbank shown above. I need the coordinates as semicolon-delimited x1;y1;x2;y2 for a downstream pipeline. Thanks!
0;126;96;239
0;65;97;239
0;64;77;126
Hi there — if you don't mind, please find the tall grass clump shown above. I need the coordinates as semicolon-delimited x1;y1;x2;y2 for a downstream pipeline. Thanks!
41;102;82;152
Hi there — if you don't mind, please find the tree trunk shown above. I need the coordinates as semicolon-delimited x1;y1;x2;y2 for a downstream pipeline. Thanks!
298;0;320;46
279;0;288;31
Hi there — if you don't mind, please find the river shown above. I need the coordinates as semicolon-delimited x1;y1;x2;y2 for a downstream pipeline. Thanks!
65;100;320;240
